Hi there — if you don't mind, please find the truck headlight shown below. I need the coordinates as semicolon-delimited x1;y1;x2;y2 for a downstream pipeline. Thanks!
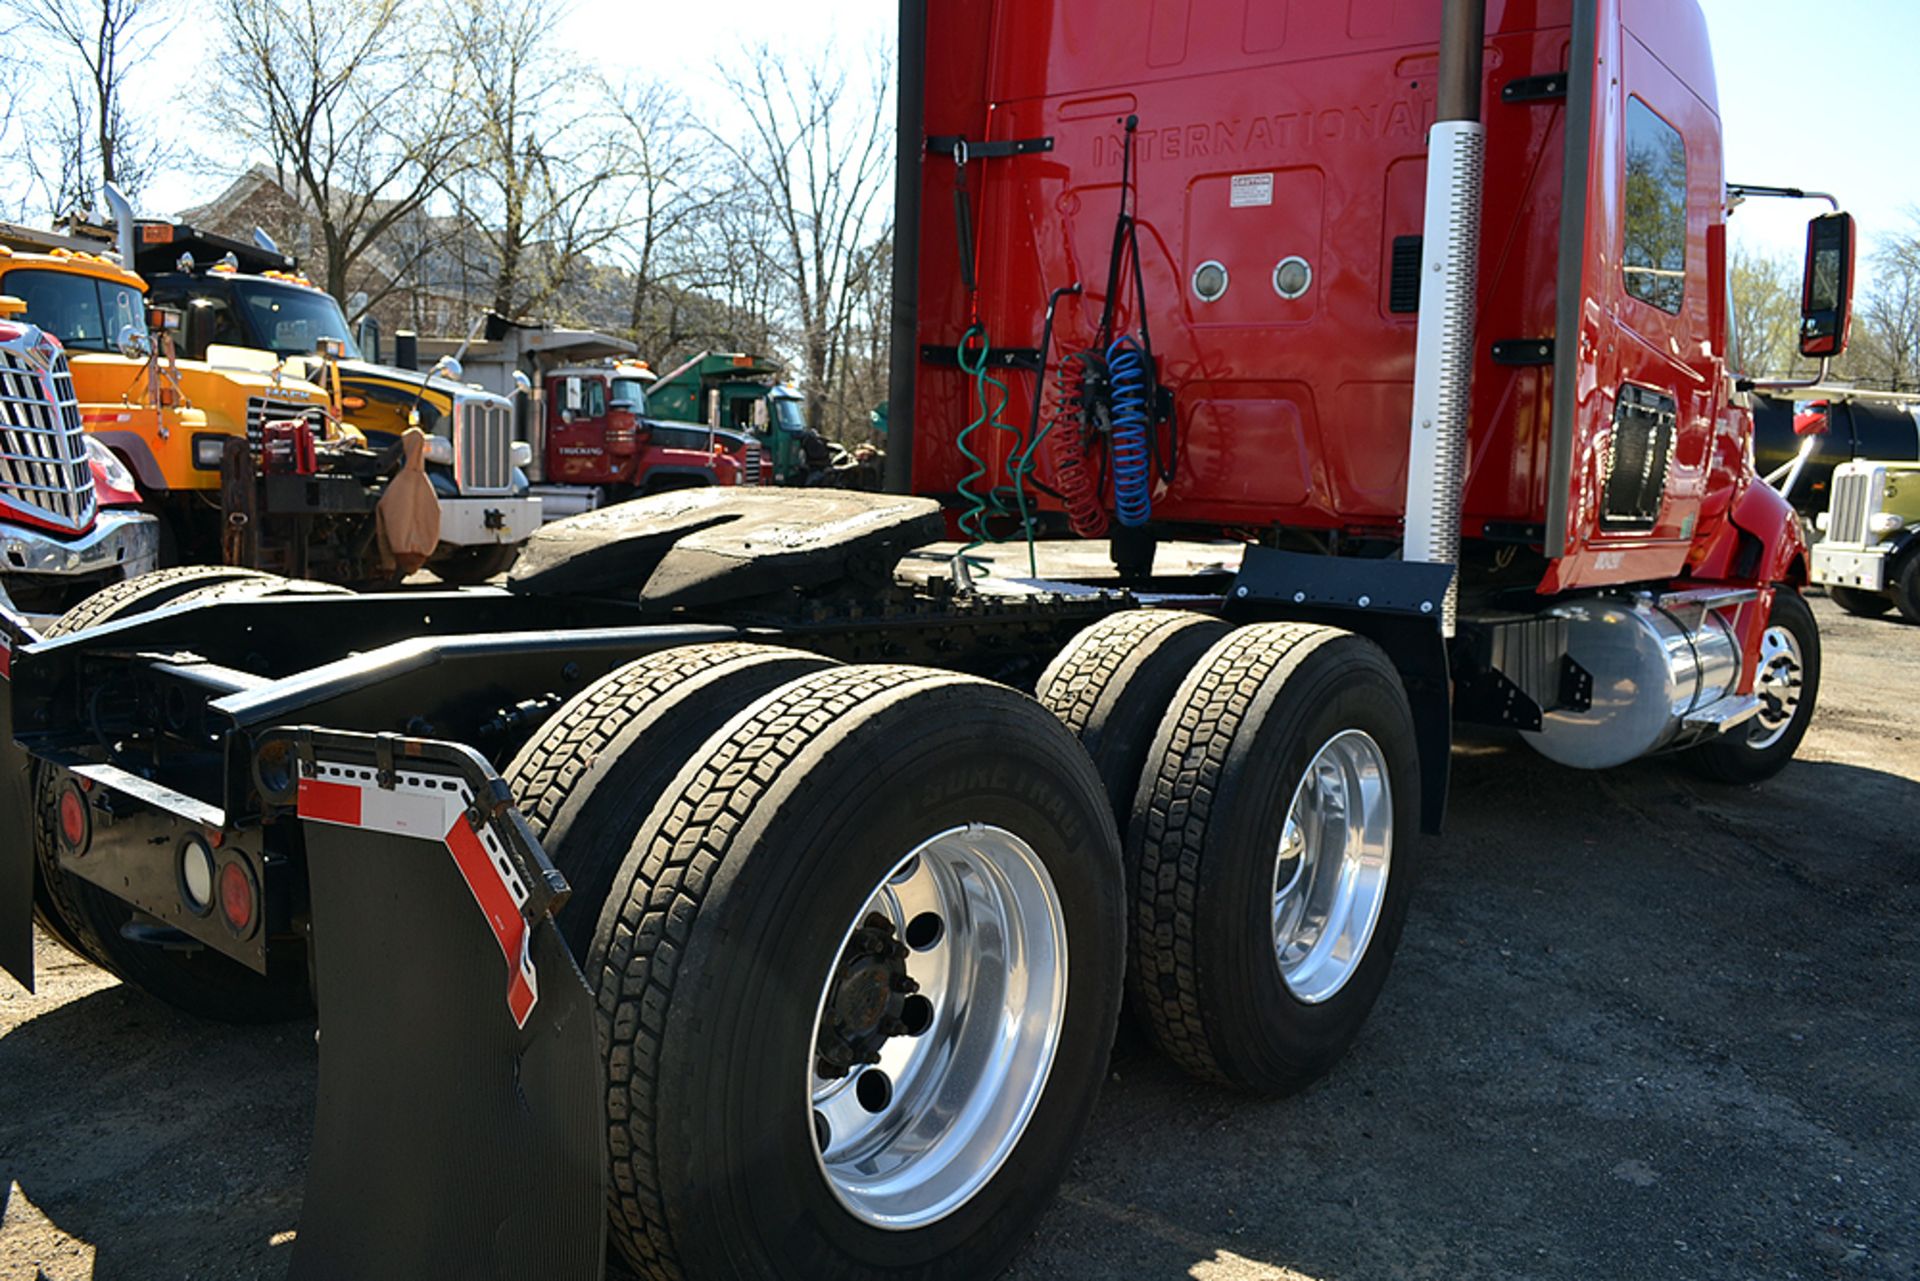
424;434;455;466
1869;512;1905;535
192;436;230;470
84;435;137;490
510;441;532;468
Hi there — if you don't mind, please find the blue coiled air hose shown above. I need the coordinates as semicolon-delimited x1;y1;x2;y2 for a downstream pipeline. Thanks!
1106;336;1152;527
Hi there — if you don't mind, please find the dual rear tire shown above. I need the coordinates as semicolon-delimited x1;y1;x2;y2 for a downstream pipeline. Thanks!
503;614;1419;1276
509;655;1126;1280
1038;613;1419;1092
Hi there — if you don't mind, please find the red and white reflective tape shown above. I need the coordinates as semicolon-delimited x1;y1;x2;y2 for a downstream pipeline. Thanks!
297;760;540;1028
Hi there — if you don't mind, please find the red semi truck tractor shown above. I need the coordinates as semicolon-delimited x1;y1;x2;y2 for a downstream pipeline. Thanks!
0;3;1851;1280
533;361;764;519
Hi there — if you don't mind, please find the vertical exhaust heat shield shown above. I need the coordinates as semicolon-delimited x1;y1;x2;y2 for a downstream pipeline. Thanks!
1403;0;1488;637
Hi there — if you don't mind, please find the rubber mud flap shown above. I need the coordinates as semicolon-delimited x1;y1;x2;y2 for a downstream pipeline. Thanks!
0;666;34;990
290;819;605;1281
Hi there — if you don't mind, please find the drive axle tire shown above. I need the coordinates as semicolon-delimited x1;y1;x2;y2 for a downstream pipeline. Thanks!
505;641;836;958
31;567;329;1021
1688;589;1821;784
1130;623;1418;1094
588;666;1126;1281
1035;609;1232;829
1826;585;1892;618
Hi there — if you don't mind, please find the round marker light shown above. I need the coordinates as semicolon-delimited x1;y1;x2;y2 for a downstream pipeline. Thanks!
57;786;88;851
1191;260;1229;303
1273;256;1313;300
179;836;215;915
219;861;257;936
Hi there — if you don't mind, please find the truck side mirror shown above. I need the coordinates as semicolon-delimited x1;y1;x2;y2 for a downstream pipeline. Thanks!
117;324;152;361
183;300;218;359
1799;212;1855;359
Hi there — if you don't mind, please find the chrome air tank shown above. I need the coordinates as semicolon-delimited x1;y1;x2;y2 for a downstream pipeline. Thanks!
1529;596;1742;770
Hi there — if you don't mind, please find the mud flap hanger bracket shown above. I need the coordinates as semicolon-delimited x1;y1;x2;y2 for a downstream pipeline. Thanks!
264;726;571;922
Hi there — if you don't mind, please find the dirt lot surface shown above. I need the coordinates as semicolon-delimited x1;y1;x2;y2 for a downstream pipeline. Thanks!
2;591;1915;1281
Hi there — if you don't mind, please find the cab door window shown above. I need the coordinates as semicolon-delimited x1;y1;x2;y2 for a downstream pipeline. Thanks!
1622;96;1687;314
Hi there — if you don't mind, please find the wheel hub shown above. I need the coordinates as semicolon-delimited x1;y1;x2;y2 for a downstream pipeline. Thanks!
815;914;918;1079
1748;624;1804;750
807;825;1067;1230
1271;729;1393;1005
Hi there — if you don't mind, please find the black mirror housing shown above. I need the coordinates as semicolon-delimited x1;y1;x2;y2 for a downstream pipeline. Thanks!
1799;212;1855;359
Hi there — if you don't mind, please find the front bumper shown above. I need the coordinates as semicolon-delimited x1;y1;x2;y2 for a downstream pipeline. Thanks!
0;509;160;579
437;495;542;547
1811;544;1888;591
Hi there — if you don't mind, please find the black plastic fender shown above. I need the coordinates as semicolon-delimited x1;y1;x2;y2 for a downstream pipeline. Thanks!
258;728;605;1281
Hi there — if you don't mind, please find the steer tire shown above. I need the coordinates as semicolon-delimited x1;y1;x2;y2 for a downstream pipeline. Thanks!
504;641;836;958
1826;585;1892;618
431;541;520;585
1035;609;1232;829
1688;589;1821;784
587;666;1126;1281
1130;623;1419;1094
30;567;330;1021
1897;553;1920;626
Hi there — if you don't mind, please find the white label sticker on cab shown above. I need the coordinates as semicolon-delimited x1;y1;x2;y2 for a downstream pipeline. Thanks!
1230;173;1274;208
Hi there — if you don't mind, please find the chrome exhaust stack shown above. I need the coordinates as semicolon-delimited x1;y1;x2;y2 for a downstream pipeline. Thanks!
103;181;136;270
1402;0;1487;637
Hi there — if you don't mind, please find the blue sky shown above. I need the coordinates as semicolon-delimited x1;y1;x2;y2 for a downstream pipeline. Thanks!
1699;0;1920;273
138;0;1914;273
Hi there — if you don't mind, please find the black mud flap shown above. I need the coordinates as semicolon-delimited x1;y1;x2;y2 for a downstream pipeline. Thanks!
266;730;605;1281
0;606;40;991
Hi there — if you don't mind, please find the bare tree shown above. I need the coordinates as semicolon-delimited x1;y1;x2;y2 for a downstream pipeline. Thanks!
0;0;176;205
208;0;470;313
712;46;894;432
1729;242;1805;378
445;0;642;319
609;80;723;350
1852;212;1920;393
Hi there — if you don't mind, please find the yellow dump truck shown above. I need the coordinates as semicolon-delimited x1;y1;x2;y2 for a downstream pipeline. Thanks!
0;233;334;569
0;193;522;584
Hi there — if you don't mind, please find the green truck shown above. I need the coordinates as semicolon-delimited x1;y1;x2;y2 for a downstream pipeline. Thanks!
645;351;818;484
1811;457;1920;621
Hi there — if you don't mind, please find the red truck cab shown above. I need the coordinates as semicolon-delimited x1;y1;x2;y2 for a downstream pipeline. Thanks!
542;362;743;497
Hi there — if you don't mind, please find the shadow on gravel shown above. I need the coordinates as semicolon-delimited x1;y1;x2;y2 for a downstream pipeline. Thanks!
0;981;311;1281
1010;745;1920;1281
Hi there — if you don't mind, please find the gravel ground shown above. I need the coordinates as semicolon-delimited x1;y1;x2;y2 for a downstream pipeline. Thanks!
2;592;1915;1281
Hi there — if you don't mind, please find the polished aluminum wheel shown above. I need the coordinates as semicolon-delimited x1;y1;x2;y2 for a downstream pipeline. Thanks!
808;824;1066;1230
1748;624;1805;751
1271;730;1393;1004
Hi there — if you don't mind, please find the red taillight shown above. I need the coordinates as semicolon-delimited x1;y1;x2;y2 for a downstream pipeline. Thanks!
219;861;256;934
57;786;88;851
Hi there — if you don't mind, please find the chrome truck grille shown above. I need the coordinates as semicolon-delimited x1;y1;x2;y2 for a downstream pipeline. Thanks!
455;397;514;494
247;396;323;454
1823;467;1881;546
0;330;96;533
745;439;765;485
